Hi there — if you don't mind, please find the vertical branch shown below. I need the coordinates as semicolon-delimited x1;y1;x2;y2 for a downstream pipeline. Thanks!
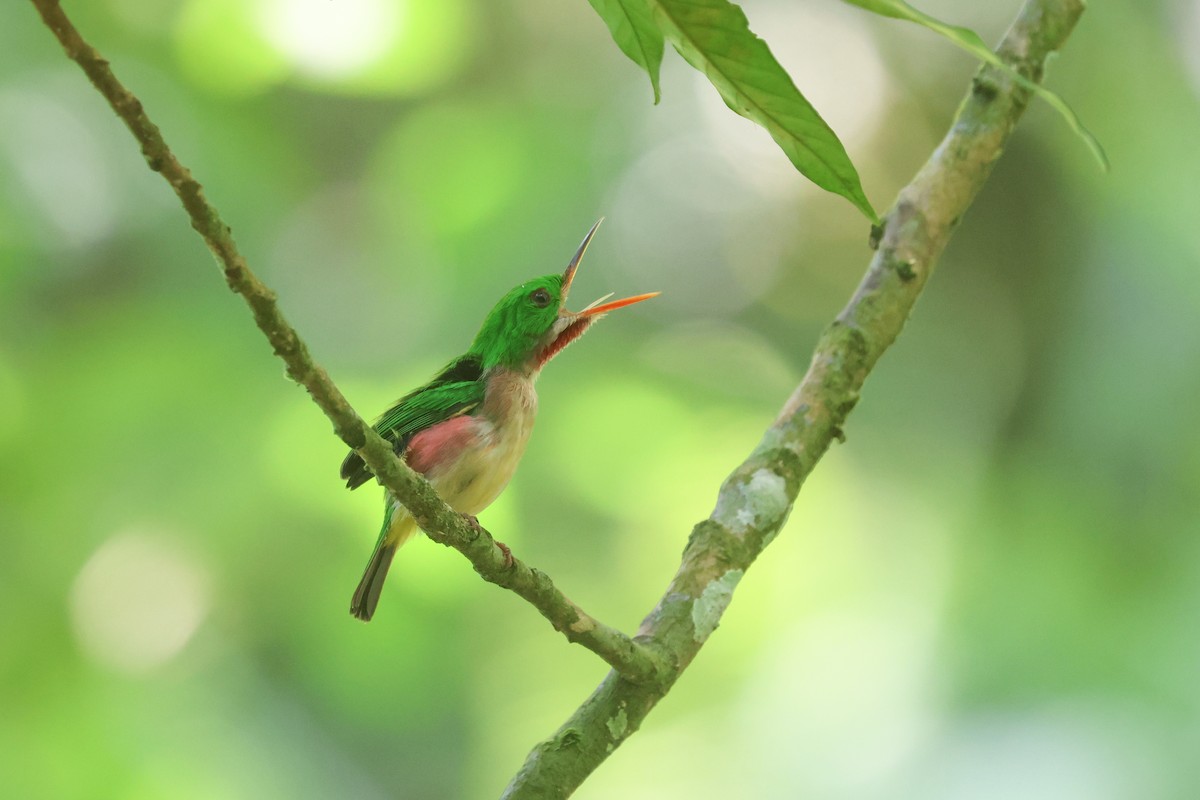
500;0;1087;796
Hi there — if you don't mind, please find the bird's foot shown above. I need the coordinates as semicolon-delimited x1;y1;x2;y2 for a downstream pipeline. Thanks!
459;514;513;569
494;539;514;570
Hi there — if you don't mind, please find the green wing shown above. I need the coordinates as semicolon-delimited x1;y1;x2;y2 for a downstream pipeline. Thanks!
340;354;485;490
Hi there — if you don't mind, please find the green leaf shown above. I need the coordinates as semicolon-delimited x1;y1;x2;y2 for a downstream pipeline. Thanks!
842;0;1109;171
648;0;878;222
587;0;665;104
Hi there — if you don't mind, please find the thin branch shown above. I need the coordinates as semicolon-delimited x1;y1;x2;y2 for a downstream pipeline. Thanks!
28;0;665;686
500;0;1087;796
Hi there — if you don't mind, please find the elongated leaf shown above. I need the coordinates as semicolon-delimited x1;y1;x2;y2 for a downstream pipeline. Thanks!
587;0;665;103
649;0;878;222
842;0;1108;170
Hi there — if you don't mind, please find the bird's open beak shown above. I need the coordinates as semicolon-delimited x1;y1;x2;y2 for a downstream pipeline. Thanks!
536;219;659;369
560;219;601;301
560;218;660;314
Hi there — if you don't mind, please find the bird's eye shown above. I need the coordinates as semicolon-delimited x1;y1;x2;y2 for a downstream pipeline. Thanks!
530;288;551;308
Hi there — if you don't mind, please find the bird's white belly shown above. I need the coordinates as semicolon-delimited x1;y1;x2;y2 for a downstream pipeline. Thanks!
386;368;538;543
428;413;533;515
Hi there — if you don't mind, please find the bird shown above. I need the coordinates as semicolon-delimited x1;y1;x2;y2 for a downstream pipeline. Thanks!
340;220;658;621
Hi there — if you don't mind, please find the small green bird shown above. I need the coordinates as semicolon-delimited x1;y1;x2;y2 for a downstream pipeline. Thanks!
340;220;658;621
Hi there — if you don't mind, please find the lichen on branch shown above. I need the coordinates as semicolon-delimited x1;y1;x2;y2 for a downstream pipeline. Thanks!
502;1;1087;797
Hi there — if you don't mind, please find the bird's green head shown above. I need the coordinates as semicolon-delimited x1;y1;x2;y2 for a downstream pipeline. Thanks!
469;220;658;373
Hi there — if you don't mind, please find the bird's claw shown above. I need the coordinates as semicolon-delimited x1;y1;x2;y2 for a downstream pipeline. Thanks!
495;540;514;570
459;513;513;569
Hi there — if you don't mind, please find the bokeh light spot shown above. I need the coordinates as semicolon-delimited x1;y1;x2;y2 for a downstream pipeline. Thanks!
260;0;399;80
0;89;117;246
609;140;784;315
70;531;209;675
253;0;472;95
370;101;529;235
175;0;289;96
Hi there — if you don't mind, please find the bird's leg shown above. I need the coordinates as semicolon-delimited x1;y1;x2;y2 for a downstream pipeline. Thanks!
460;513;514;569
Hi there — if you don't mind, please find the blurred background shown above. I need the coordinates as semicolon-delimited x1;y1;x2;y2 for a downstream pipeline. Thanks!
1;0;1197;797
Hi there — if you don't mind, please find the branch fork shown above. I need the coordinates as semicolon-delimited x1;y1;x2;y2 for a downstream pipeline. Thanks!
30;0;1088;794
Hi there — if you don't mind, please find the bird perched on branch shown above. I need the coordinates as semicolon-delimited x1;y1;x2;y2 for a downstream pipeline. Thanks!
340;220;658;621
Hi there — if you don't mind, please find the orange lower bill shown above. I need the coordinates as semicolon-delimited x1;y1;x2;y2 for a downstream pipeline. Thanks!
574;292;660;318
536;292;659;369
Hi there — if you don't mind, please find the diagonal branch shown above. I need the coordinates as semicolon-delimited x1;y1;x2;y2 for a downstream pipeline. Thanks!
28;0;666;686
500;0;1087;796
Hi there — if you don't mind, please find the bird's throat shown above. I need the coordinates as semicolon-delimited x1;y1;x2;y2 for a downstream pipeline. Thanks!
482;367;539;429
536;317;593;370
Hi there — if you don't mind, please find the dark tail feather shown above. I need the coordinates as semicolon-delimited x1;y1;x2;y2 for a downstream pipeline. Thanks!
350;541;397;622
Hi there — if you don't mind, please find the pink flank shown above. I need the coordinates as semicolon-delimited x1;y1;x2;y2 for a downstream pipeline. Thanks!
405;415;481;476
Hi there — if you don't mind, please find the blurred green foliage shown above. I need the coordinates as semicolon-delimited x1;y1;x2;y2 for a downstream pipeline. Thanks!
2;0;1198;798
